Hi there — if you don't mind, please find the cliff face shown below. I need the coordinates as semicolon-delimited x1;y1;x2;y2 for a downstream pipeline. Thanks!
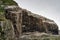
0;0;59;40
4;5;58;35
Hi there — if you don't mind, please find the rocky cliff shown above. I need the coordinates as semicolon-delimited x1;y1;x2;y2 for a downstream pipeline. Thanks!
5;5;58;34
0;0;59;40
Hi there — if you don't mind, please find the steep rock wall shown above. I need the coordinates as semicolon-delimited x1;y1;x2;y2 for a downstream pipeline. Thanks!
0;0;59;40
4;5;58;35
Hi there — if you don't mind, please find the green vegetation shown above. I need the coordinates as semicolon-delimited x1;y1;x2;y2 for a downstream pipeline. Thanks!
23;35;60;40
0;0;17;40
41;36;60;40
0;0;18;21
0;0;17;12
0;6;4;12
43;36;60;40
0;0;17;5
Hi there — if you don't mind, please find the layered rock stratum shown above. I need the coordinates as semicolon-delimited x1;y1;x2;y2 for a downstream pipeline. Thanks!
0;0;59;40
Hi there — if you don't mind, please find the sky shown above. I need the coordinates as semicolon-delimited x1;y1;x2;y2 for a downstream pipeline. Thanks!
14;0;60;30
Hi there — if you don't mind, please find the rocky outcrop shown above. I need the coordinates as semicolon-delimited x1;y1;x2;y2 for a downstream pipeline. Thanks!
0;0;59;40
4;5;58;35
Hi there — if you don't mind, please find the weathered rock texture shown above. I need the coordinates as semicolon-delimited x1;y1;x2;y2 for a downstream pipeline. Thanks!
0;0;59;40
4;5;58;37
